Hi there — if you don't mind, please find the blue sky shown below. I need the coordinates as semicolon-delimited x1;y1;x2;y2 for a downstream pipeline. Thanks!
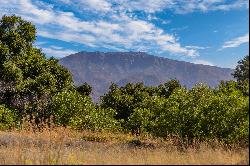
0;0;249;68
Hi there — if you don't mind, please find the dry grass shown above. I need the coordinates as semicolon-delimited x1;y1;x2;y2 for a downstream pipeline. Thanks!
0;127;248;165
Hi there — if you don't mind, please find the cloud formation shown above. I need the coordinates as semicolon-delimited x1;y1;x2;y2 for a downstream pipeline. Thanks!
192;59;215;66
34;42;77;58
69;0;248;14
0;0;248;58
41;47;77;58
0;0;201;57
222;33;249;49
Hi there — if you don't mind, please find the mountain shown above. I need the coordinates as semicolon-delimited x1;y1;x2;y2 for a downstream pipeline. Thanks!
59;51;234;101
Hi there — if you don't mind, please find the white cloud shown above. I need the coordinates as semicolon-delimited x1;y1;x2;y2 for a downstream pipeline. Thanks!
56;0;249;16
185;46;210;50
1;0;247;58
162;43;198;57
162;20;172;25
50;45;64;50
222;33;249;49
113;0;248;14
37;30;98;47
34;41;77;58
115;0;175;13
58;0;112;13
192;59;215;66
58;0;71;4
0;0;199;57
4;0;238;57
171;26;189;32
212;0;249;11
41;47;77;58
79;0;112;12
34;41;47;46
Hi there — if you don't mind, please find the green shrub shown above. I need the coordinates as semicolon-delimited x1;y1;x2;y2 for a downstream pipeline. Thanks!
141;83;249;145
127;108;154;135
51;90;120;131
100;82;151;120
70;106;121;131
153;87;190;138
0;105;17;130
51;90;90;126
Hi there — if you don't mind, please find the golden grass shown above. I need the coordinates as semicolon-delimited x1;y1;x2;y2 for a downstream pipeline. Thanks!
0;127;248;165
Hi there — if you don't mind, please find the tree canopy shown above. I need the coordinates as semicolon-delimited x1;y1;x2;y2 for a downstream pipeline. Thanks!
0;15;73;122
232;55;249;82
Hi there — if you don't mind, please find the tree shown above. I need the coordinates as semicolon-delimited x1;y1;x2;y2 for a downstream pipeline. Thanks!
76;82;92;96
232;55;249;82
158;79;182;98
0;15;36;65
0;15;36;107
232;55;249;96
101;82;150;121
0;15;73;124
51;90;120;131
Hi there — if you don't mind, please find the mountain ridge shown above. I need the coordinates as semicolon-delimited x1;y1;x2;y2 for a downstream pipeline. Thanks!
61;51;233;69
59;51;234;101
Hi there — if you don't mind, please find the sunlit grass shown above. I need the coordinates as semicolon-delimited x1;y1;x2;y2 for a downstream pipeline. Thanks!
0;127;248;165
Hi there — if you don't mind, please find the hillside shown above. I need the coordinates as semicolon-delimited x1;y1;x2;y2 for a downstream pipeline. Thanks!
59;51;234;101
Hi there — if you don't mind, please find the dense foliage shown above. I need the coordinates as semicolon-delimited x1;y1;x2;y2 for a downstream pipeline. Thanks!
100;81;249;144
76;82;92;96
0;15;73;124
0;104;17;130
50;89;120;131
0;15;248;146
232;55;249;96
233;55;249;82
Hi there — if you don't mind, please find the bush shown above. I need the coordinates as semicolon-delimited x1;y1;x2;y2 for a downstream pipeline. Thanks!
123;83;249;145
51;90;120;131
152;83;248;144
70;106;121;131
101;82;150;120
127;108;154;135
0;105;17;130
153;87;190;138
51;90;86;126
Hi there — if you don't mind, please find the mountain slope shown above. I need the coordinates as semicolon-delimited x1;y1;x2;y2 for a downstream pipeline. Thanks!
59;51;234;101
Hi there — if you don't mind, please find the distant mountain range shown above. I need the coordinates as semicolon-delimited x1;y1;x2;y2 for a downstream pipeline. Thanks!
59;51;234;101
